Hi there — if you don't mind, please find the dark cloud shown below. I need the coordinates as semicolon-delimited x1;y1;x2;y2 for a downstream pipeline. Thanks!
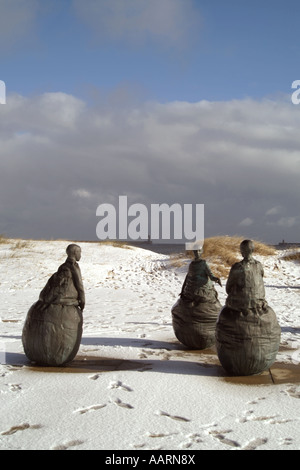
0;92;299;243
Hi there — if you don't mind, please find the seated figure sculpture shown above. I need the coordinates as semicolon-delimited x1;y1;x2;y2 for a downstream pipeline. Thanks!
171;248;222;349
216;239;281;376
22;244;85;366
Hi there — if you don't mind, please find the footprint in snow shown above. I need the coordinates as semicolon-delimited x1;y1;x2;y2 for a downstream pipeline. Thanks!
242;437;268;450
209;429;240;448
74;404;106;415
247;396;267;405
284;386;300;399
279;437;293;446
112;398;134;409
89;373;101;381
7;383;22;392
1;423;43;435
155;410;190;422
180;433;203;449
108;380;133;392
52;440;84;450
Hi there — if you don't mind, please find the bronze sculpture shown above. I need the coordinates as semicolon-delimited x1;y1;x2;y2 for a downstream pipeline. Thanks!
216;240;281;376
22;244;85;366
172;249;222;349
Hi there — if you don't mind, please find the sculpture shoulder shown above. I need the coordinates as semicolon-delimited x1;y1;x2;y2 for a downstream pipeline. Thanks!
189;259;208;273
190;259;205;265
190;259;207;268
253;258;264;274
230;259;263;270
58;259;81;274
229;261;243;272
253;258;263;267
57;262;73;277
249;258;264;272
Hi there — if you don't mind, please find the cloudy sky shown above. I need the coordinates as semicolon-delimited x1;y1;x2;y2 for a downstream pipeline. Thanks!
0;0;300;244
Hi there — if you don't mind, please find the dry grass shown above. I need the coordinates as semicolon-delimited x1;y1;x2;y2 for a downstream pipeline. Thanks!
171;236;275;278
12;240;31;250
201;235;275;258
0;235;32;249
98;240;132;249
201;236;275;277
281;250;300;263
5;239;32;258
0;234;9;244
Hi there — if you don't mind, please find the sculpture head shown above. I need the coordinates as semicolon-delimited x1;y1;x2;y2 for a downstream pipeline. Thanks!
193;248;203;260
240;239;254;260
66;244;81;261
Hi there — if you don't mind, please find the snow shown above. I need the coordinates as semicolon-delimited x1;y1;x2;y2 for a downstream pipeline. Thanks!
0;240;299;450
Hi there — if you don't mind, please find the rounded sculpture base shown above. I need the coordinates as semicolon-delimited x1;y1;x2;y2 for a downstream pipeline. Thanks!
171;298;221;350
216;305;281;376
22;301;83;367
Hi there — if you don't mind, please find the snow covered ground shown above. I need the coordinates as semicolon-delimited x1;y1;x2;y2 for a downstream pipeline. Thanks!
0;239;299;451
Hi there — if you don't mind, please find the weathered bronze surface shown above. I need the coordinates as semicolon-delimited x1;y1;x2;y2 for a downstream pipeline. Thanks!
22;244;85;366
172;249;222;349
216;240;281;376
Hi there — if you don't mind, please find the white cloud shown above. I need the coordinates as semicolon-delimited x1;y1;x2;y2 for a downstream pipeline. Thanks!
73;189;93;199
72;0;201;48
239;218;254;227
266;205;283;216
1;92;86;134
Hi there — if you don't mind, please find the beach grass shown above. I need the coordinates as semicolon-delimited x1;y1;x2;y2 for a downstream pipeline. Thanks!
171;235;275;278
281;250;300;263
